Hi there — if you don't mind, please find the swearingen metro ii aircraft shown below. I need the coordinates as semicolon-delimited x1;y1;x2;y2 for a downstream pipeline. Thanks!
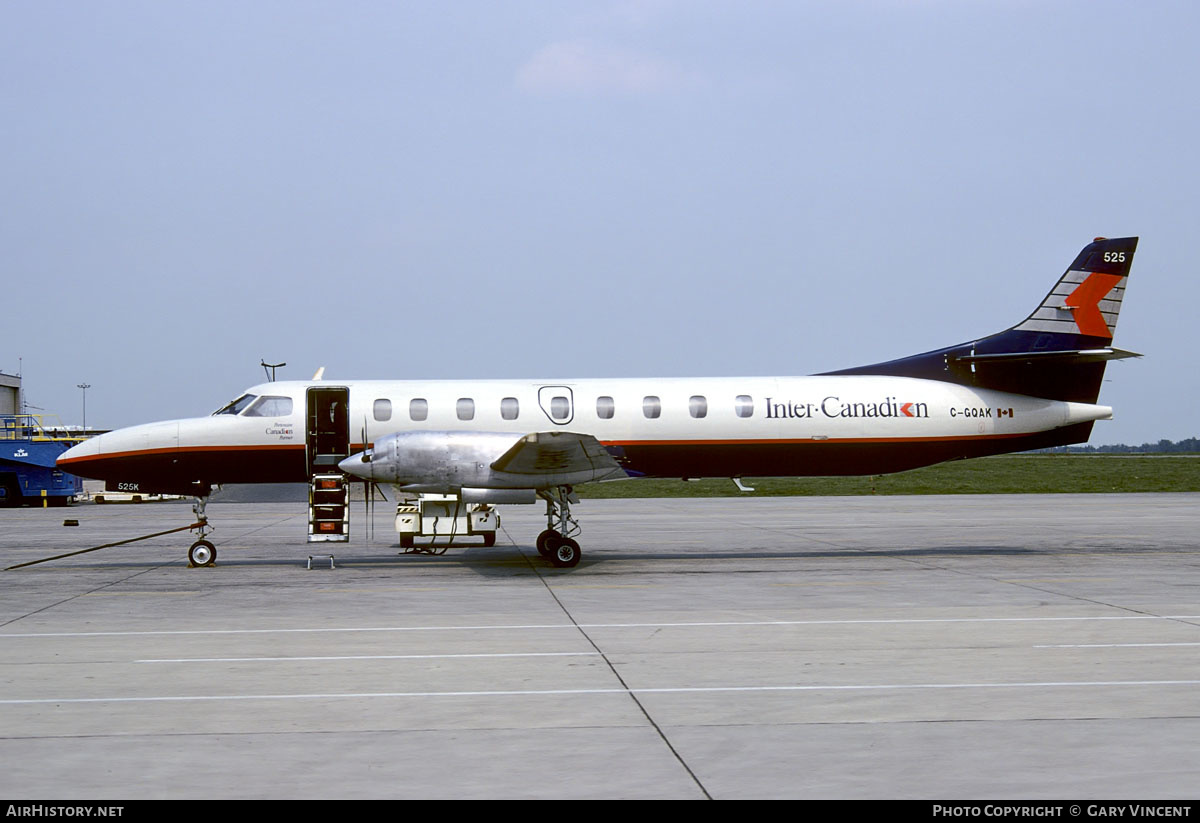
59;236;1139;568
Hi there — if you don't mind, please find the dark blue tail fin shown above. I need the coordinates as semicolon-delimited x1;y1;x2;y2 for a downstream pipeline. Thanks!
824;236;1139;403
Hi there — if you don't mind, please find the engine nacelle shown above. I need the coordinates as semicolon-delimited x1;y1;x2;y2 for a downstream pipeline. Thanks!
339;431;522;491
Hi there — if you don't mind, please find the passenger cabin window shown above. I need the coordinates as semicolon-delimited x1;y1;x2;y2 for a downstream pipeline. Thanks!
689;395;708;419
500;397;519;420
735;395;754;418
457;398;475;421
373;398;392;422
244;396;293;417
596;396;615;419
643;396;661;419
214;394;257;415
410;398;428;421
550;396;570;421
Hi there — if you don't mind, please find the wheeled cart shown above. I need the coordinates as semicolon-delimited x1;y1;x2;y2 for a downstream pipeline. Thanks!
394;493;498;548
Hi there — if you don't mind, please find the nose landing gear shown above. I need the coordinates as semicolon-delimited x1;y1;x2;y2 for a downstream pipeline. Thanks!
187;491;216;567
188;538;215;567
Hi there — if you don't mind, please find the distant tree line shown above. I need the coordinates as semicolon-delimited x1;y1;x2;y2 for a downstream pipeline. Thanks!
1037;438;1200;454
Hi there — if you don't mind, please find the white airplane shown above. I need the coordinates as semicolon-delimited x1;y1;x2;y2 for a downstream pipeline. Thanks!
58;236;1139;568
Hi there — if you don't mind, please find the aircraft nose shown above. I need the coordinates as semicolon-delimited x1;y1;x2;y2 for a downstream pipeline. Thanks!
56;420;181;481
57;435;101;469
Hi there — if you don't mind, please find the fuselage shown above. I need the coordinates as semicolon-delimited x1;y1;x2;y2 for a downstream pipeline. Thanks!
58;374;1111;495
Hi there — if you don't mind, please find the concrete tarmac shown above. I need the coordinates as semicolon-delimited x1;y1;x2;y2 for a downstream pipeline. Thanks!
1;493;1198;799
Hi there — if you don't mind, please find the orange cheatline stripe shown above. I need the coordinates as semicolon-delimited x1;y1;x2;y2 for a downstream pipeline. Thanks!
57;443;305;466
602;433;1032;446
58;432;1036;468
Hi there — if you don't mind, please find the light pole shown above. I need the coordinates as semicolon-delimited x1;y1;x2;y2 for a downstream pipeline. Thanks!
77;383;90;433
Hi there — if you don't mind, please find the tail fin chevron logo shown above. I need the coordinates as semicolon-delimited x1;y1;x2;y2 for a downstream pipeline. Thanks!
1011;237;1134;341
1064;272;1124;338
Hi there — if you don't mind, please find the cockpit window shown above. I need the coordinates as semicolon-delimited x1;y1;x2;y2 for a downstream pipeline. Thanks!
214;394;257;415
243;396;293;417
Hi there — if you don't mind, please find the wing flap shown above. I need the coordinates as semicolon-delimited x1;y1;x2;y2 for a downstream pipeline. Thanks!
491;431;624;481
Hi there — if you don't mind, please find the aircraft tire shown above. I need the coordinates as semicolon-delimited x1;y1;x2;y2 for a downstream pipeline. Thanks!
550;538;581;568
188;540;216;567
535;529;560;557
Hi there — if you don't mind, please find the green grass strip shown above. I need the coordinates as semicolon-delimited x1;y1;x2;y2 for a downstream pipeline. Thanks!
577;454;1200;498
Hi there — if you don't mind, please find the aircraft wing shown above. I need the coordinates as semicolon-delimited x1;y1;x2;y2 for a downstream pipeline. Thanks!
490;431;626;482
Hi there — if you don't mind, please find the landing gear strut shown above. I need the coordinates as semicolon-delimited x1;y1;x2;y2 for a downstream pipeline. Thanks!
188;491;216;567
537;485;581;568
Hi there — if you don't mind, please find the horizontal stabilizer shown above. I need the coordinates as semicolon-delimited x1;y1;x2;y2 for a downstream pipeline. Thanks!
953;347;1142;366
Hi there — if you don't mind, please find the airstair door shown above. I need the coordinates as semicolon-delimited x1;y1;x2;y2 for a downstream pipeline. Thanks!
306;386;350;476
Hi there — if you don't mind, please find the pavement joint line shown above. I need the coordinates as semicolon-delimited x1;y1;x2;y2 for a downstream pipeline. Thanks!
4;614;1200;639
6;679;1200;705
136;652;604;663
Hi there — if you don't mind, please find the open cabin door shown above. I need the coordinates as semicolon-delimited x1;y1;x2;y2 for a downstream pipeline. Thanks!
306;386;350;474
306;387;350;543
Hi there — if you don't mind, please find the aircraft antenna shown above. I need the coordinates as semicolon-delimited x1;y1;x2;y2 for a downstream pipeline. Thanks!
260;360;286;382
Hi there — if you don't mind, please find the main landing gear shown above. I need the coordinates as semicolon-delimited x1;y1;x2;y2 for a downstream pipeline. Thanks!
536;485;582;568
187;492;216;567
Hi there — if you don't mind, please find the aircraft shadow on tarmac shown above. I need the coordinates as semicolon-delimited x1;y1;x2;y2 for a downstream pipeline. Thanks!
439;544;1046;577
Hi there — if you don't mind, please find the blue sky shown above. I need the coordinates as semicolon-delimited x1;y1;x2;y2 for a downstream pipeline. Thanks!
2;0;1195;445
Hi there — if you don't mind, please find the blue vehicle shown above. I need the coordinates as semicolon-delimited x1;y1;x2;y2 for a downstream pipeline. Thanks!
0;415;83;507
